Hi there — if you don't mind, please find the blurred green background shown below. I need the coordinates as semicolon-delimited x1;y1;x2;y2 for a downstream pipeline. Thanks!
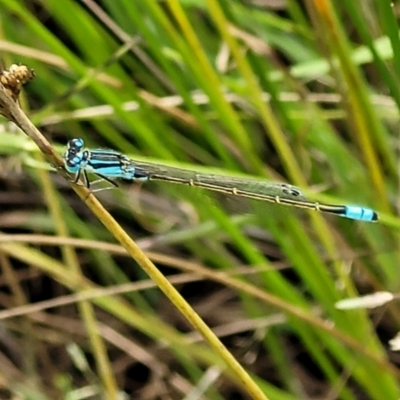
0;0;399;399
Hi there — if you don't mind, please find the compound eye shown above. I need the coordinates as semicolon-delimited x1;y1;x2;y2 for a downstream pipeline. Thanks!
68;138;84;151
65;155;81;172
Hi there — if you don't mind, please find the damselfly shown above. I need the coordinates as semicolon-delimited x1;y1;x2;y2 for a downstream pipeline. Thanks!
63;138;378;222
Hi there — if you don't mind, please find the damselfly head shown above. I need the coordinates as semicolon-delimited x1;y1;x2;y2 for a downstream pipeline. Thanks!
64;138;86;173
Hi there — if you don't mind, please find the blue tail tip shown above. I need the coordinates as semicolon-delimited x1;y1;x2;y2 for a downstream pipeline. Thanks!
345;206;378;222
